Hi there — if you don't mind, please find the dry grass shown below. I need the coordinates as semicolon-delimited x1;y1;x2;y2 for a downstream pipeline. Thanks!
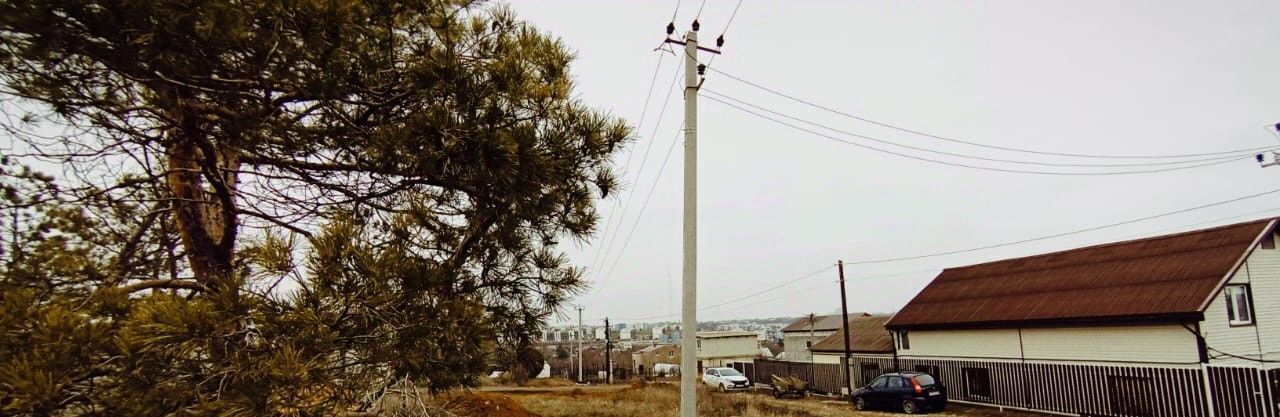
501;384;1049;417
522;378;577;388
508;384;859;417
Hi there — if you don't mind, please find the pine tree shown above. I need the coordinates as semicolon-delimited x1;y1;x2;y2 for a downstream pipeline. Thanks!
0;1;628;415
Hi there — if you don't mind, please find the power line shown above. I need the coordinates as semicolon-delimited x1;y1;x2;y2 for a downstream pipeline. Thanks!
841;187;1280;266
590;62;684;281
721;0;744;36
601;201;1280;322
601;126;684;285
612;264;836;321
695;0;707;19
1127;206;1280;239
707;66;1277;160
703;94;1254;176
702;0;743;72
703;89;1265;168
612;266;940;322
588;55;667;276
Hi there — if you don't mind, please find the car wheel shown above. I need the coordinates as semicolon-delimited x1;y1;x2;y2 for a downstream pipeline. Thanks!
772;388;781;398
718;383;726;393
902;400;919;414
854;397;868;411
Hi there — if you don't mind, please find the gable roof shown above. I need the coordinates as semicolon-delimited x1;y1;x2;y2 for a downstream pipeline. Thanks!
810;315;894;353
887;218;1274;330
782;314;868;333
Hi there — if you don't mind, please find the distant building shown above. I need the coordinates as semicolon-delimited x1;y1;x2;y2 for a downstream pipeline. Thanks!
780;313;868;363
696;331;759;370
632;344;680;377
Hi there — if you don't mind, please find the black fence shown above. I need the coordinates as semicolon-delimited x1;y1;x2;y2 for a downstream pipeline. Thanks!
731;358;1280;417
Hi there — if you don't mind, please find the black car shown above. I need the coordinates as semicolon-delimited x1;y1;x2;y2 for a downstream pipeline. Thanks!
851;372;946;414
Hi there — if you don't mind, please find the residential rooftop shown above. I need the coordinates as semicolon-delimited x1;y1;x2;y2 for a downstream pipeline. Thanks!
888;218;1274;329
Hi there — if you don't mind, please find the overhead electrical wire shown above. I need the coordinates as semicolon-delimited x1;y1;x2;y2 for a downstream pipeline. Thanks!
595;0;687;278
703;94;1255;176
599;190;1280;322
702;0;742;72
601;126;684;282
706;66;1278;160
611;264;836;322
703;89;1265;169
590;63;684;282
587;55;667;276
610;266;939;322
840;187;1280;266
721;0;744;36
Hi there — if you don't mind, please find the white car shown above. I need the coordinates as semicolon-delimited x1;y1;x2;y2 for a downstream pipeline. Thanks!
702;367;751;392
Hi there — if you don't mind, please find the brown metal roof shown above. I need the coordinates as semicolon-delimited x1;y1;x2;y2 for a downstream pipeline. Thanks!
887;218;1274;329
810;315;894;353
782;314;866;333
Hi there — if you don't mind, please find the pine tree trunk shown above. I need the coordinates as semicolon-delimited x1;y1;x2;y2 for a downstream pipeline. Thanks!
163;105;239;290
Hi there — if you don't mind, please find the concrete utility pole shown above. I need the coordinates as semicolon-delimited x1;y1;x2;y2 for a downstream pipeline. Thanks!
680;26;701;417
577;305;584;383
837;260;853;397
663;19;719;417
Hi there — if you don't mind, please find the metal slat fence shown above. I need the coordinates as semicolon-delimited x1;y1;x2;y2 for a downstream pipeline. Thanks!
731;358;1280;417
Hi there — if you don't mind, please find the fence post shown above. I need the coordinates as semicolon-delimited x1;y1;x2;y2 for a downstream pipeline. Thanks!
1202;364;1218;417
1256;366;1272;417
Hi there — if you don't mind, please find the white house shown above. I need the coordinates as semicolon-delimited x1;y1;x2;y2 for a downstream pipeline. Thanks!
696;331;759;370
883;218;1280;417
780;314;867;363
809;315;894;365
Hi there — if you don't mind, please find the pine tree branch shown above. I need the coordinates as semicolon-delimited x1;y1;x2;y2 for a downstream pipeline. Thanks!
117;278;203;294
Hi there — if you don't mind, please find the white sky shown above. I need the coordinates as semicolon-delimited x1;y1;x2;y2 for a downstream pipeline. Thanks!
502;0;1280;325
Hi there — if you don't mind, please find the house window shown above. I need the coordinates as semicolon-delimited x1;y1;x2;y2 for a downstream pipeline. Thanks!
805;341;812;349
962;368;992;400
1226;284;1254;326
668;351;674;358
1263;233;1276;249
1107;375;1155;417
696;339;702;350
897;331;910;350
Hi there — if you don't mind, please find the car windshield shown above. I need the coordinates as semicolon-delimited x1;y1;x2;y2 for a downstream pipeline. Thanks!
718;369;742;377
913;374;936;386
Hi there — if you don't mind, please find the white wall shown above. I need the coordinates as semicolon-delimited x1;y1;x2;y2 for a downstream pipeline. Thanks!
899;328;1022;359
1021;325;1199;363
782;330;835;363
901;325;1199;364
698;335;759;360
1203;233;1280;366
812;353;842;364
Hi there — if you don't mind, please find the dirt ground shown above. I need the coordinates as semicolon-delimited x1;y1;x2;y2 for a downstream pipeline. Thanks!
493;382;1049;417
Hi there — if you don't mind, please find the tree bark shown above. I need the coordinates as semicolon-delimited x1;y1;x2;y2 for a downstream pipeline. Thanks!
164;105;238;288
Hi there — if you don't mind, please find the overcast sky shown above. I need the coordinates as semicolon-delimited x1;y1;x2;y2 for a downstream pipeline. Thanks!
502;0;1280;326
